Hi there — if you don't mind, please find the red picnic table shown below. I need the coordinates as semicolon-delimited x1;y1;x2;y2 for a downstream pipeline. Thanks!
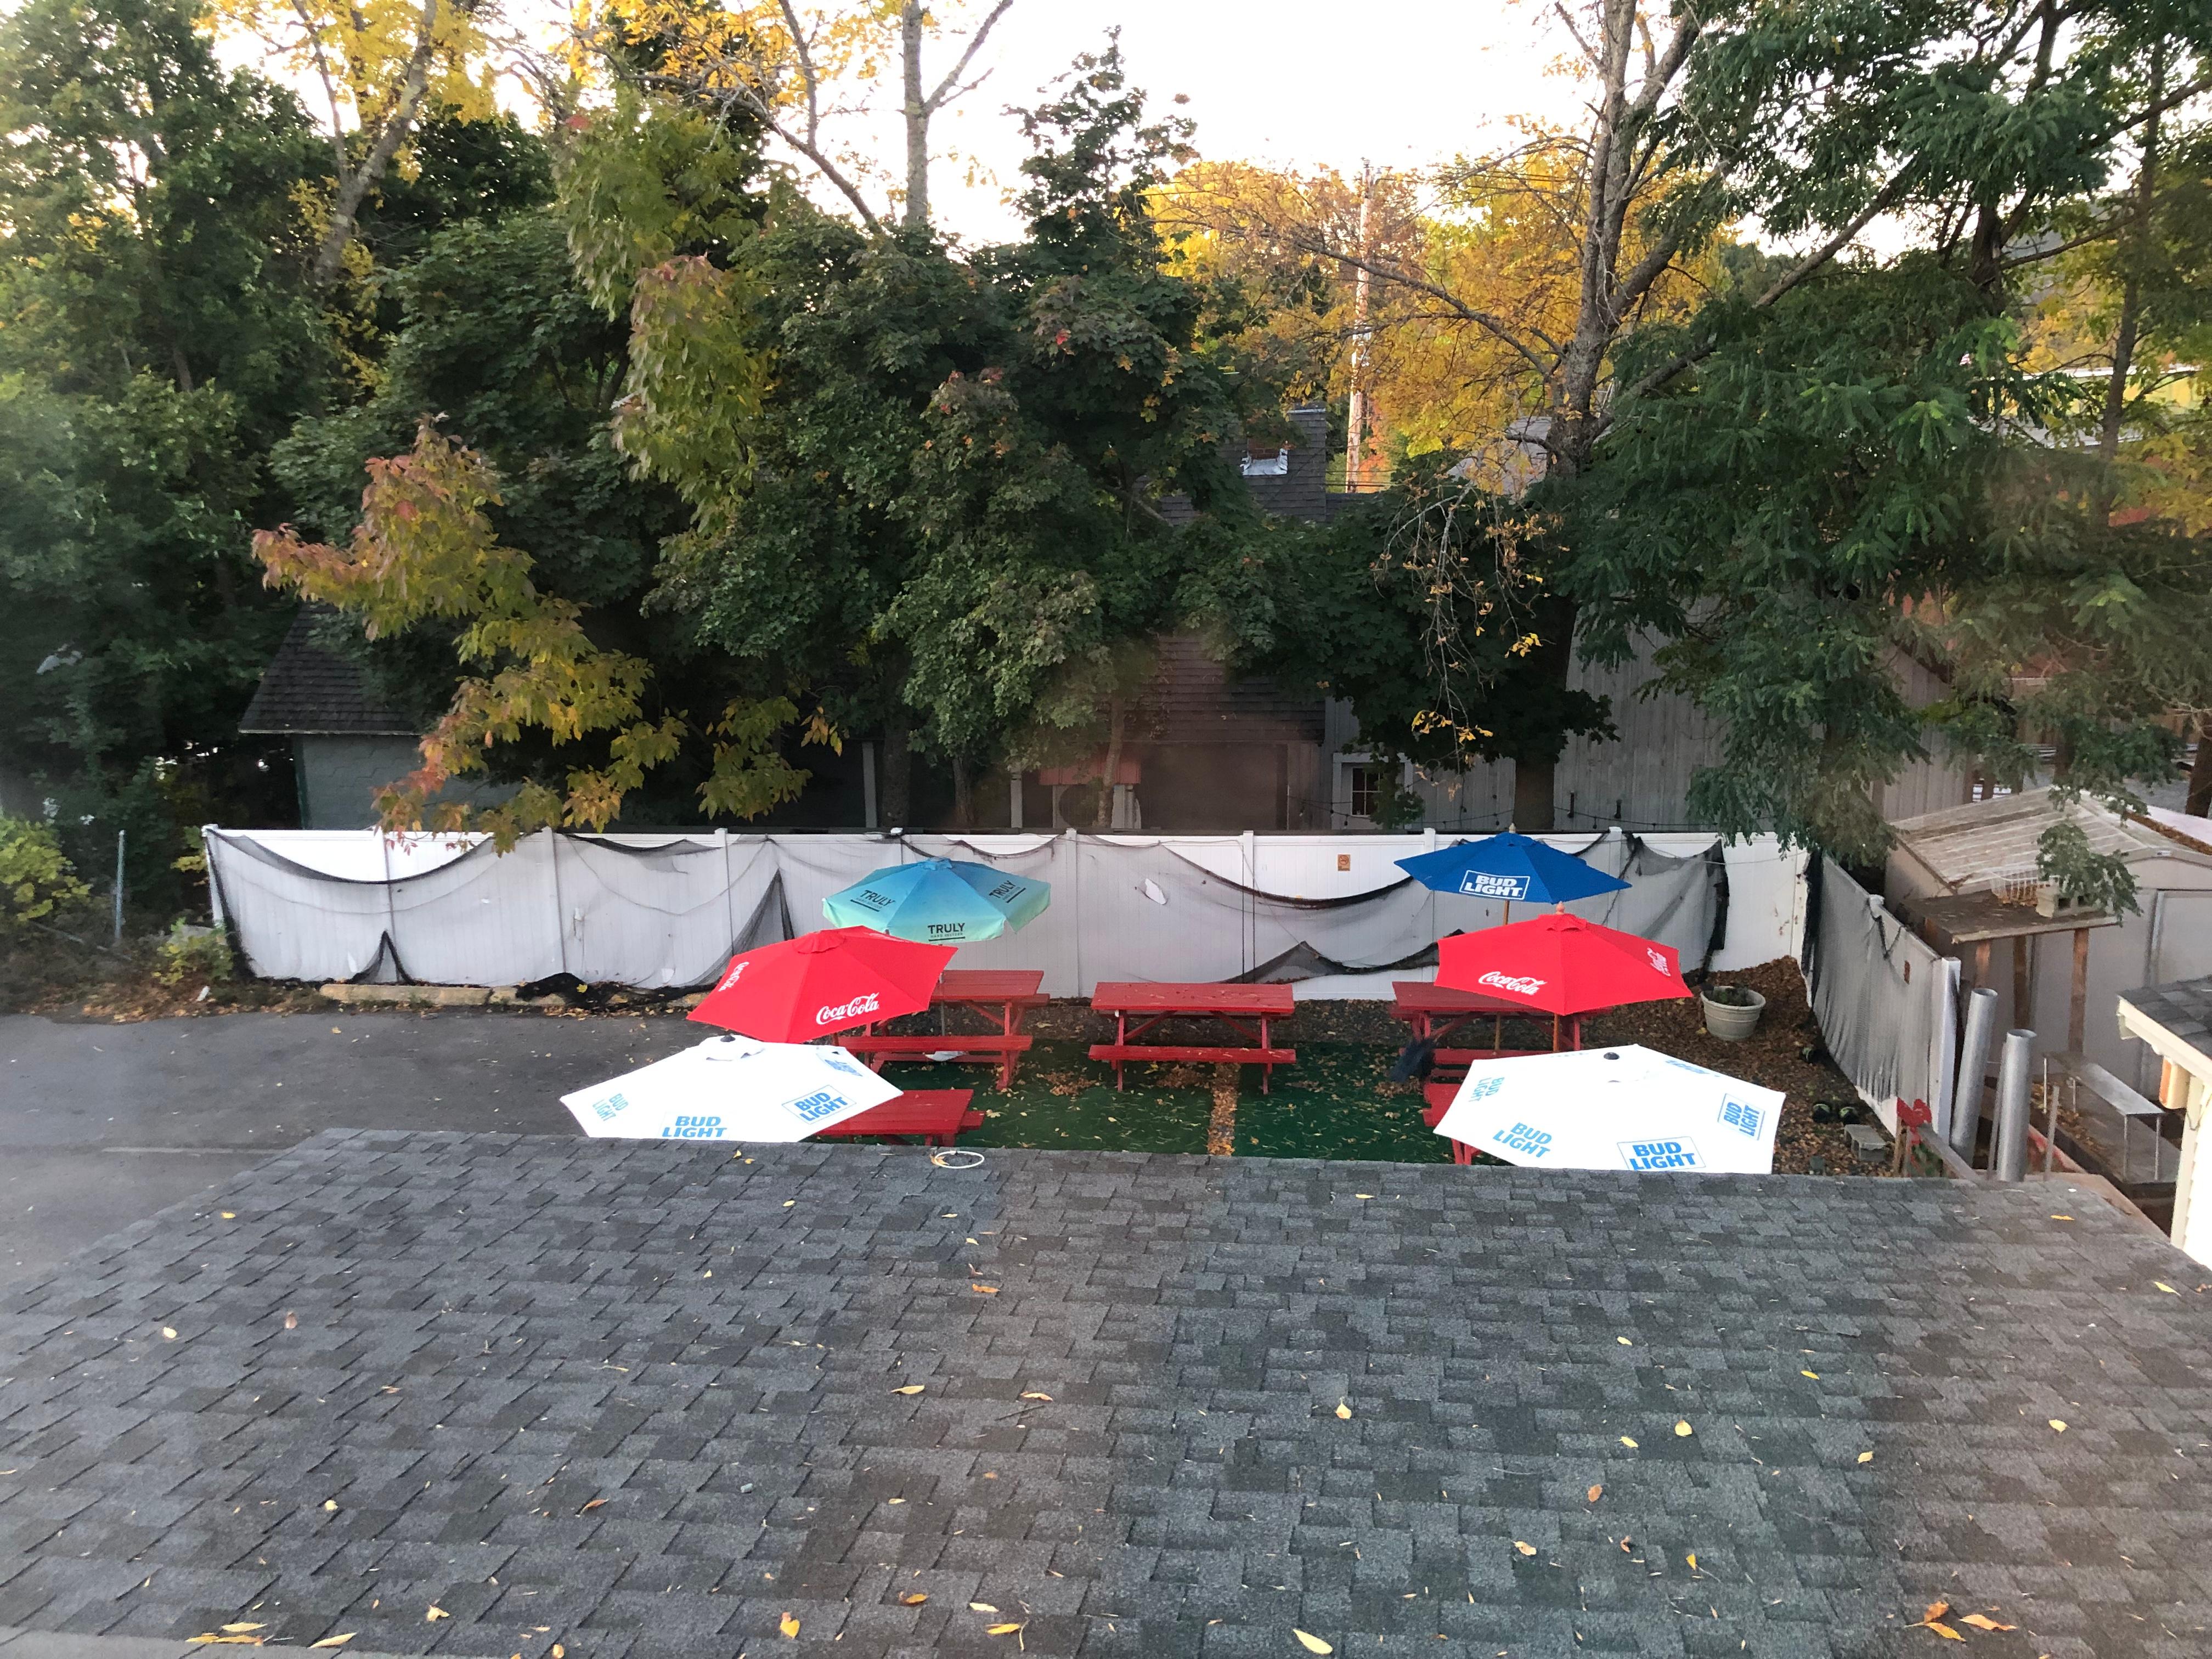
811;1088;981;1147
1391;980;1578;1073
1088;981;1296;1093
844;968;1047;1090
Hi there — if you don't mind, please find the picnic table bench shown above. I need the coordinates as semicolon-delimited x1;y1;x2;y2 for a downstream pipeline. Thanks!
811;1088;982;1147
1391;979;1572;1073
1424;1081;1476;1165
1088;981;1296;1092
847;969;1047;1089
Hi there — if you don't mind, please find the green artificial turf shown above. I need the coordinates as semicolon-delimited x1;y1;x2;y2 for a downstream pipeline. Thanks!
878;1038;1459;1163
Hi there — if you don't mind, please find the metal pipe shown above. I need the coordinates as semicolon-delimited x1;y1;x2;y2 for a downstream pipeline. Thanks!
1993;1028;2035;1182
1953;988;2000;1164
112;828;126;945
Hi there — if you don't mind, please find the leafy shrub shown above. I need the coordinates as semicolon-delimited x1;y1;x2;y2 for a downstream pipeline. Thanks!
153;921;234;988
1703;983;1759;1007
0;817;91;932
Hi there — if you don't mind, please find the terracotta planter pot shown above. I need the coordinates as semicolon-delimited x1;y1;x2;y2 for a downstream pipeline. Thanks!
1700;984;1766;1042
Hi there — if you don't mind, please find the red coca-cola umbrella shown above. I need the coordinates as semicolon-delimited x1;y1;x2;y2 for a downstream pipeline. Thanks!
1436;913;1690;1023
689;927;955;1042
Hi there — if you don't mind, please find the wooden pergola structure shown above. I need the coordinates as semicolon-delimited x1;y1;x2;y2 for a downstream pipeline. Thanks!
1908;891;2117;1052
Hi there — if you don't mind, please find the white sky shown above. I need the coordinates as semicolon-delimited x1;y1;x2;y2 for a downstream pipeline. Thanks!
885;0;1591;244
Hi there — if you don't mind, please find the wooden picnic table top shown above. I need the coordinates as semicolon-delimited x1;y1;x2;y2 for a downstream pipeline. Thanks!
1090;981;1295;1016
1390;980;1527;1017
934;969;1046;1002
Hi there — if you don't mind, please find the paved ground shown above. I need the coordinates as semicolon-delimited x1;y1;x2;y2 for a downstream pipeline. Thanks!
2;1131;2209;1658
0;1012;698;1286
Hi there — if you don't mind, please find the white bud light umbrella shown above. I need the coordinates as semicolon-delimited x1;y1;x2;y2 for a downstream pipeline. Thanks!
1432;1043;1784;1174
561;1033;901;1143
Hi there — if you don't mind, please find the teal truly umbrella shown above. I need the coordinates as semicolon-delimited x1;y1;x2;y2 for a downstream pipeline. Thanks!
823;857;1050;944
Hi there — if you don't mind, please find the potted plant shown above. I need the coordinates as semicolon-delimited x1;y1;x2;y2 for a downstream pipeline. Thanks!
1700;981;1765;1041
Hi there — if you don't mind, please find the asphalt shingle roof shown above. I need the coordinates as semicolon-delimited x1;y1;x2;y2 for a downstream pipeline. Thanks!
3;1132;2210;1659
239;608;414;737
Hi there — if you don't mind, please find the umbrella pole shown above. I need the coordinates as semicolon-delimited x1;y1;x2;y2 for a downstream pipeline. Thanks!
1551;1013;1560;1052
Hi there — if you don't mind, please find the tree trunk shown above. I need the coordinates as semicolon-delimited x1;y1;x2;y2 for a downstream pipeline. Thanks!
2188;715;2212;820
881;721;912;827
900;3;929;232
1513;759;1556;834
309;0;444;288
1094;695;1126;829
2093;50;2162;526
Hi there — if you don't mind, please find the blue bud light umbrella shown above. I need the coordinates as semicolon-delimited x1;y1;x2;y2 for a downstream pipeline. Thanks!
1394;831;1630;921
823;857;1051;945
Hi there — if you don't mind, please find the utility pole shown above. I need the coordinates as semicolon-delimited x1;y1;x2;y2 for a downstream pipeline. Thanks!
1344;163;1375;490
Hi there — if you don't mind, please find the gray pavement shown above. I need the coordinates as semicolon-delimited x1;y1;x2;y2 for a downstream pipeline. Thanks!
0;1012;699;1288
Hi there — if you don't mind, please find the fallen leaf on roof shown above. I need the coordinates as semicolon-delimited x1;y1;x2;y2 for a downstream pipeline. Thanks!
1674;1420;1693;1436
970;1602;998;1613
162;1327;177;1340
551;1646;563;1658
783;1200;795;1207
580;1498;607;1513
221;1627;267;1634
1617;1336;1632;1345
1620;1436;1638;1448
321;1499;337;1510
1586;1485;1601;1503
307;1637;354;1650
900;1593;928;1606
1020;1391;1053;1401
1354;1193;1374;1200
887;1497;905;1505
1801;1369;1819;1379
892;1385;926;1395
284;1312;298;1330
1858;1451;1875;1464
221;1212;235;1220
1922;1601;1951;1623
426;1606;449;1621
2049;1419;2068;1432
780;1611;800;1637
1686;1553;1698;1571
986;1623;1024;1635
1335;1401;1352;1419
1959;1614;2016;1632
1513;1541;1537;1556
2155;1282;2179;1294
972;1284;999;1294
1923;1622;1963;1641
2050;1214;2072;1220
1293;1632;1334;1655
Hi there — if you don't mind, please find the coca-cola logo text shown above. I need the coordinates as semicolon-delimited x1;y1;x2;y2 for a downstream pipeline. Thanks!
1477;971;1546;996
716;960;748;990
815;992;882;1025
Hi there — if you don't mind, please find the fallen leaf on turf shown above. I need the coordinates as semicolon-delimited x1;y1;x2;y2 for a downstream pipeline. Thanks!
2049;1419;2068;1432
1620;1436;1638;1448
780;1612;800;1638
221;1626;267;1634
1959;1615;2016;1632
283;1312;297;1330
1801;1369;1819;1379
970;1602;998;1613
1586;1485;1601;1503
1513;1541;1537;1556
308;1638;354;1650
162;1327;177;1340
892;1385;926;1395
1674;1420;1693;1436
1335;1401;1352;1419
900;1593;928;1605
1293;1632;1333;1655
2155;1282;2179;1294
426;1606;449;1622
1020;1392;1053;1401
986;1623;1024;1635
1858;1452;1875;1464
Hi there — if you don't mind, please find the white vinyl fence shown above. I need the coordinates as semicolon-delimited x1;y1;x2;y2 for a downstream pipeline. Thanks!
206;826;1805;997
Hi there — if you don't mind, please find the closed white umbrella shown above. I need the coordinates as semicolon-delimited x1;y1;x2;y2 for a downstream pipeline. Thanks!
561;1034;901;1143
1433;1043;1784;1173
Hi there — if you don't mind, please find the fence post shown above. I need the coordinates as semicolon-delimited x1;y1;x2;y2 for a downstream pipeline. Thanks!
112;828;126;944
1953;988;1999;1165
1993;1028;2035;1182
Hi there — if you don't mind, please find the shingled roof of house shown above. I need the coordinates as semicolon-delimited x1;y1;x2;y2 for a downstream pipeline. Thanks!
239;606;414;737
2;1130;2205;1658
